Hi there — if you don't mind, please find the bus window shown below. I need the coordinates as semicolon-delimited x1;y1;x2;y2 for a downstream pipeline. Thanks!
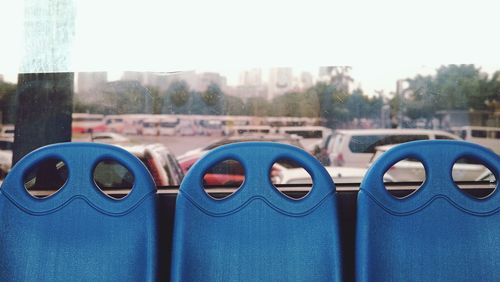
471;130;487;138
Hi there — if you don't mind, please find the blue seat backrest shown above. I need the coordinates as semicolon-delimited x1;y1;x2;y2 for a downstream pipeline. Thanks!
356;140;500;282
171;142;343;282
0;143;158;282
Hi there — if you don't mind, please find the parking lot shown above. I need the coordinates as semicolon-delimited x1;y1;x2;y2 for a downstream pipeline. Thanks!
126;135;221;157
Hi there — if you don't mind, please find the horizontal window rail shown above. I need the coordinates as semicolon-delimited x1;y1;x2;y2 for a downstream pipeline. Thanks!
21;181;497;197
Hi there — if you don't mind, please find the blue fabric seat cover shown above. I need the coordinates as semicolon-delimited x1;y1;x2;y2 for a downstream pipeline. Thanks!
0;143;158;281
356;140;500;282
171;142;342;281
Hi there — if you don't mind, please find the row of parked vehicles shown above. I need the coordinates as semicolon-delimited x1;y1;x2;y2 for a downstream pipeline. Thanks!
71;113;322;137
177;127;498;187
1;121;498;188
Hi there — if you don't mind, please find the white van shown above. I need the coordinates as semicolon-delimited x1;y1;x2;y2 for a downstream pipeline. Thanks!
277;126;332;151
142;118;160;136
103;115;125;133
223;125;273;136
370;144;488;182
451;126;500;154
159;116;179;136
121;114;150;135
324;129;461;167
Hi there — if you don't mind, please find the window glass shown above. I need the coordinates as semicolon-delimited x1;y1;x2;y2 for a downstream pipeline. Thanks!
1;2;499;188
349;135;384;153
349;134;429;153
472;130;487;138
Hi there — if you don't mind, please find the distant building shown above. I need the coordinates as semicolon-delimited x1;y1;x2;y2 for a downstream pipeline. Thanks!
234;85;268;100
122;71;144;83
299;72;314;89
77;72;107;94
119;71;230;94
122;71;161;86
121;71;179;92
268;67;293;100
436;110;495;128
158;71;228;93
163;71;198;90
0;74;4;82
318;66;332;82
234;68;266;99
196;72;227;92
239;69;262;86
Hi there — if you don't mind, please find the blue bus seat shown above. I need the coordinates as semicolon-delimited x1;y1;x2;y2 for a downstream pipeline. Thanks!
356;140;500;282
171;142;343;281
0;143;158;281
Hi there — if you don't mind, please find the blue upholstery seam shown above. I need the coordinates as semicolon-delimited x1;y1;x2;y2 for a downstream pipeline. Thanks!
179;190;335;217
0;190;157;217
362;189;500;217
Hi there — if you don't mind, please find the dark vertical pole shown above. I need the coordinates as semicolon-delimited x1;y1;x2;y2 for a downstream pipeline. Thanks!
13;73;74;164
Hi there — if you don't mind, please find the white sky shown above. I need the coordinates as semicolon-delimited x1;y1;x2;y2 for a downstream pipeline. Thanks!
1;0;500;95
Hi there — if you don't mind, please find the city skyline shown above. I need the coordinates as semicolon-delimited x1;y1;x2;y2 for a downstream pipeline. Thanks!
2;0;500;96
4;64;500;97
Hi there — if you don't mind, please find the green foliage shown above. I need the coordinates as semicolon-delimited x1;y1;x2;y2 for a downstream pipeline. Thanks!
202;83;224;115
245;97;269;117
101;81;152;114
399;64;500;119
147;87;162;114
167;80;190;108
224;95;245;115
70;64;497;129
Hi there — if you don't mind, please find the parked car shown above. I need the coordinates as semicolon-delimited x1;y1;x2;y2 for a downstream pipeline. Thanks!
475;170;496;182
24;143;184;193
0;137;13;179
91;132;130;143
0;150;12;179
223;125;273;136
451;126;500;154
0;124;14;138
277;165;394;185
369;144;489;182
117;143;184;187
178;134;304;186
321;129;461;167
277;126;332;152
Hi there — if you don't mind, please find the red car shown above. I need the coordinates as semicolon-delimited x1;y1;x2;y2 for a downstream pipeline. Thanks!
178;134;304;187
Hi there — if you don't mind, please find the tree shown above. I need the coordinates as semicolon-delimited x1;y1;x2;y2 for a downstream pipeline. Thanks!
326;66;353;93
163;80;191;114
202;83;225;115
110;81;152;114
313;82;337;128
271;90;320;118
145;86;162;114
224;95;245;116
399;64;498;121
244;97;270;117
391;65;500;125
